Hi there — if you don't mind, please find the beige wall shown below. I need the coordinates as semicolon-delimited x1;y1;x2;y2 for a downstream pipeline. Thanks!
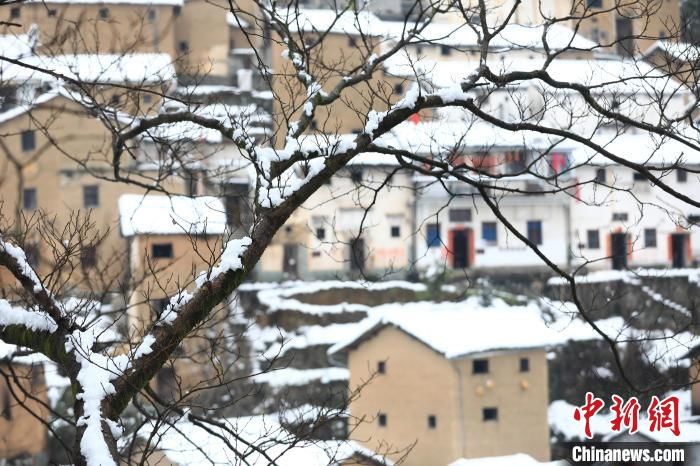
346;326;550;466
1;3;178;56
0;362;48;460
174;0;230;77
0;95;187;293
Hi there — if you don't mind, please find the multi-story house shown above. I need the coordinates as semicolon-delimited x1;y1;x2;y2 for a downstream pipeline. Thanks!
257;151;415;280
328;301;556;466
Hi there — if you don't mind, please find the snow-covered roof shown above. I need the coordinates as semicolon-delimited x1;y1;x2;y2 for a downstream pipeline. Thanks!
384;54;684;95
569;131;700;167
118;194;227;237
0;53;176;85
0;34;33;60
450;454;567;466
328;298;603;359
642;40;700;63
384;21;597;52
275;8;383;36
137;414;393;466
226;11;250;28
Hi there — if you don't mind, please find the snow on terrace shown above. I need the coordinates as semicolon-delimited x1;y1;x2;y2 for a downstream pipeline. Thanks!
277;8;383;36
118;194;227;237
642;40;700;63
0;53;177;86
548;268;700;285
135;413;393;466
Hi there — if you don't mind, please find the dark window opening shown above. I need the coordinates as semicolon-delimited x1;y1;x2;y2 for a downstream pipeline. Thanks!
110;94;120;105
527;220;543;245
81;246;97;268
179;41;189;52
147;9;156;21
348;37;357;47
440;45;451;56
310;119;318;130
25;244;39;268
633;171;646;181
21;130;35;152
391;226;400;238
47;9;56;17
173;5;181;16
473;358;489;374
587;0;602;7
688;214;700;225
644;228;657;248
143;94;152;104
350;169;363;184
449;208;471;222
152;243;173;259
2;388;12;420
10;7;20;19
316;227;325;240
426;223;441;248
83;185;99;208
393;82;404;94
23;188;37;210
483;407;498;421
428;415;437;429
595;168;606;183
377;361;385;374
378;413;387;427
612;212;628;221
677;169;688;183
99;7;109;19
520;357;530;373
587;229;600;249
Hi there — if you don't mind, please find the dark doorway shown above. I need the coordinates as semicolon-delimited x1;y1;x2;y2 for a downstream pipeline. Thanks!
671;234;688;268
452;229;470;268
615;17;634;56
350;238;365;271
611;233;628;270
283;244;298;277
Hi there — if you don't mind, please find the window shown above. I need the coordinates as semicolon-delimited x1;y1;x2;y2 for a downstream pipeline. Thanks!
426;223;441;248
595;168;606;183
10;7;20;18
81;246;97;268
526;221;543;245
110;94;120;105
440;45;451;56
428;415;437;429
310;119;318;130
350;169;363;184
482;407;499;421
393;82;404;94
612;212;628;221
449;208;471;222
47;9;56;17
152;243;173;259
316;227;325;240
378;413;387;427
173;5;181;16
633;171;646;182
179;41;189;52
520;357;530;373
644;228;657;248
23;188;37;210
21;130;35;152
586;229;600;249
99;7;109;19
143;94;152;104
677;169;688;183
2;387;11;421
147;9;156;21
472;358;489;374
377;361;385;374
482;222;497;243
391;226;400;238
348;37;357;47
83;185;99;208
586;0;602;7
689;214;700;225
